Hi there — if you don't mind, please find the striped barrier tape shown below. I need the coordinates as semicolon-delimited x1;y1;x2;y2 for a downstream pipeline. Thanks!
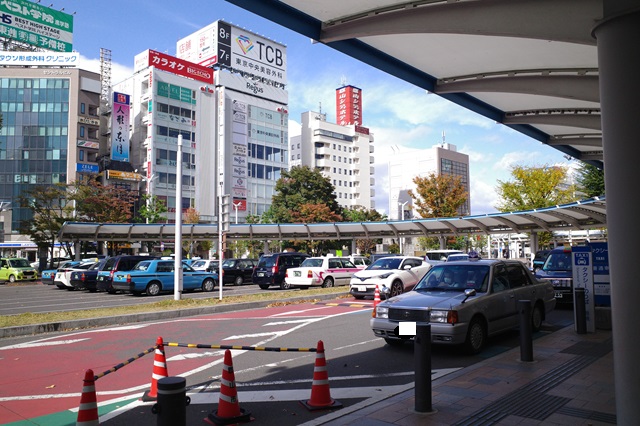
166;342;317;352
93;345;157;381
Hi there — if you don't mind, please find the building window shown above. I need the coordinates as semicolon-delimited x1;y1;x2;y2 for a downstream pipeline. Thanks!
88;105;99;116
79;150;84;161
80;103;85;114
79;126;85;137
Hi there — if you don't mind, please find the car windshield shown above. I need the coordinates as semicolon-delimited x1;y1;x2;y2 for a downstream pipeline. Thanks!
542;252;571;272
416;264;490;292
191;260;206;268
8;259;31;268
301;258;324;267
222;260;237;268
367;257;402;270
447;254;469;262
258;256;276;268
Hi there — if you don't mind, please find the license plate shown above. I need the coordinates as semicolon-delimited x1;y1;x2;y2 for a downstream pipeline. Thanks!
294;271;301;277
358;286;367;292
554;291;563;298
257;272;264;277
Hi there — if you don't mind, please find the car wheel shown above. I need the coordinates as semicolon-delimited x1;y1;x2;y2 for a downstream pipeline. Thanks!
259;284;270;290
8;275;16;283
389;280;403;298
56;284;66;289
132;291;142;296
202;278;215;292
322;277;334;288
146;282;161;296
464;317;487;355
234;276;244;286
280;280;292;290
531;303;544;332
384;338;405;347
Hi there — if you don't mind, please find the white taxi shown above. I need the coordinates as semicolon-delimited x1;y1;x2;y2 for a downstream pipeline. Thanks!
285;257;361;288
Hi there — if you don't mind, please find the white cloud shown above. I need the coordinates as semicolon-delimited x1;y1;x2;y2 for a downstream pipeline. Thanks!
78;55;133;85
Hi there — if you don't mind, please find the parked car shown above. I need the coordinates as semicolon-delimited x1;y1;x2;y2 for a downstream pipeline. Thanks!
350;256;433;299
191;259;219;272
369;253;403;263
424;249;464;261
252;252;310;290
97;255;157;293
54;260;99;290
219;258;258;286
0;257;38;283
40;269;56;286
531;249;552;272
349;255;371;269
111;259;217;296
70;259;109;291
534;246;573;304
285;256;361;289
446;253;472;262
370;259;557;354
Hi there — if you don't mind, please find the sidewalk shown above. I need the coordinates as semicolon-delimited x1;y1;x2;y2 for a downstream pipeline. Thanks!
309;325;615;425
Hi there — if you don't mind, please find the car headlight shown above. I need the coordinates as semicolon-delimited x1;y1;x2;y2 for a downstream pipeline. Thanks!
375;306;389;319
378;272;393;279
429;310;450;323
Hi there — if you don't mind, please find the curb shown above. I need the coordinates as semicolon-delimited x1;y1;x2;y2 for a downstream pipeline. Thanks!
0;292;351;339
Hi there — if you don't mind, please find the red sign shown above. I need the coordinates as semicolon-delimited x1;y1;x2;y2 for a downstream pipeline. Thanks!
147;49;214;84
233;199;247;211
336;85;362;126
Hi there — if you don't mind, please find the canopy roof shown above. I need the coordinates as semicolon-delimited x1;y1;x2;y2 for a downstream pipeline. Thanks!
58;197;606;242
225;0;603;168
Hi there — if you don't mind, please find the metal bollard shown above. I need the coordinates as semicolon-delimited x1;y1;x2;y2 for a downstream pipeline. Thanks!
414;323;433;413
575;288;587;334
151;376;191;426
518;300;533;362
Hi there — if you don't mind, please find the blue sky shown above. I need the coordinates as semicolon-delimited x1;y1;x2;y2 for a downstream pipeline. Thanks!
47;0;570;215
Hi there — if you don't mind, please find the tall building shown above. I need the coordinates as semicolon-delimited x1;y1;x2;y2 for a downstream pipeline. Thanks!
0;67;101;253
291;110;375;210
388;142;470;220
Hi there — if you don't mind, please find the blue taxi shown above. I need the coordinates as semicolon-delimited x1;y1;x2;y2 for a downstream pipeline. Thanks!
111;259;217;296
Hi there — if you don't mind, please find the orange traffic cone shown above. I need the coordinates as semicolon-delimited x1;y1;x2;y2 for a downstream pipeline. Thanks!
76;369;99;426
205;349;252;425
142;336;168;401
300;340;342;411
372;285;381;318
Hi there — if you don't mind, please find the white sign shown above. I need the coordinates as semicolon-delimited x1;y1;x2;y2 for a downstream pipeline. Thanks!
0;52;78;66
572;246;596;333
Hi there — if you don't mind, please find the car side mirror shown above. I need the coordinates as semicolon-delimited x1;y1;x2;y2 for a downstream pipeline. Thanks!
403;264;412;270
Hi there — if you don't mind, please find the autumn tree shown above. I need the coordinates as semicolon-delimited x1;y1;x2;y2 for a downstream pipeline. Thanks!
18;184;72;267
67;179;138;223
408;172;468;218
575;163;605;198
496;164;576;248
495;165;575;212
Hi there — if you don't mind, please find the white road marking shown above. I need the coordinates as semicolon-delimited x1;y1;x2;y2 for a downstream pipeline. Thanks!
0;338;91;350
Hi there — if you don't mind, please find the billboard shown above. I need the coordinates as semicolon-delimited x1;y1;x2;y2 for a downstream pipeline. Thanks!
177;20;287;86
336;85;362;125
110;92;130;162
0;52;78;66
0;0;73;52
134;49;214;84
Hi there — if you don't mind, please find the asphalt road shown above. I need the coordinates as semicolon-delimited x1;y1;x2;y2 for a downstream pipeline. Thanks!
0;289;574;426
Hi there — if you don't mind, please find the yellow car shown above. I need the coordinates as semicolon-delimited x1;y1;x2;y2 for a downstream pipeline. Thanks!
0;258;38;283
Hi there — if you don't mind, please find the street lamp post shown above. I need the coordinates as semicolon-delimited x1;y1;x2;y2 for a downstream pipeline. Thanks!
232;201;242;224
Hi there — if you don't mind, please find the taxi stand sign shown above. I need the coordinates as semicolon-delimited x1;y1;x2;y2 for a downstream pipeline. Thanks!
572;246;596;333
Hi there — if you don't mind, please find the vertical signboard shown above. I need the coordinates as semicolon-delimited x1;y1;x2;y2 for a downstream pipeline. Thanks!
588;241;610;306
111;92;130;162
572;246;596;333
0;0;73;51
336;85;362;125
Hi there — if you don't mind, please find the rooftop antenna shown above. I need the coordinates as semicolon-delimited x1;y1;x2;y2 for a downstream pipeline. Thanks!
340;75;347;87
441;130;446;147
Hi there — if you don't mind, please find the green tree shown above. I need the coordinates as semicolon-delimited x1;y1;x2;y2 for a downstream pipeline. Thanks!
575;163;605;198
138;194;168;224
17;184;71;266
343;206;386;255
264;166;342;223
408;172;467;218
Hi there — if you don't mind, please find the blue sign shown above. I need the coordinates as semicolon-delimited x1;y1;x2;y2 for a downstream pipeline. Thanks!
76;163;99;173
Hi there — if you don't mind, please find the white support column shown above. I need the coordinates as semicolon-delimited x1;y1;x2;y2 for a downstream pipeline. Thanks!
593;5;640;423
